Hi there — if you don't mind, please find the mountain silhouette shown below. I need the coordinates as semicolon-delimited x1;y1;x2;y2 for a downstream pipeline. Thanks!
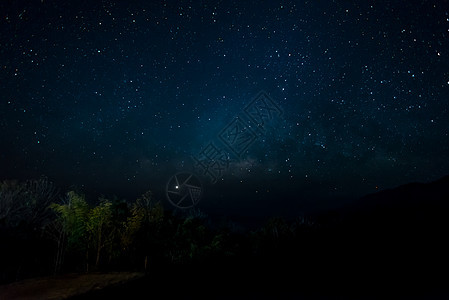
340;174;449;230
309;175;449;293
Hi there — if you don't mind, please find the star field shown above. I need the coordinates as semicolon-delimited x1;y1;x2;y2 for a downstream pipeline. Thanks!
1;0;448;215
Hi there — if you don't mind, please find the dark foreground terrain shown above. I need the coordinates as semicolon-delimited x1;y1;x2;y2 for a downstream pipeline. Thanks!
0;272;143;299
1;176;449;299
71;259;448;299
74;176;449;299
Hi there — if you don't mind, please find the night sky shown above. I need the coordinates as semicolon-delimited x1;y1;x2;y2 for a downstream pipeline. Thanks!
1;0;448;216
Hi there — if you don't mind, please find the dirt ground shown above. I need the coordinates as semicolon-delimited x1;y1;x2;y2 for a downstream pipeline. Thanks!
0;272;144;300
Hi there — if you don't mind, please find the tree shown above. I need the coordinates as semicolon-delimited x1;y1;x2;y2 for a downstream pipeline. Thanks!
51;191;90;272
122;190;164;271
0;180;24;226
87;198;113;269
0;178;59;280
23;177;59;228
0;177;58;229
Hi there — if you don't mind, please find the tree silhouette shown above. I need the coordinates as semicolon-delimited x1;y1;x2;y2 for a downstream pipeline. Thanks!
0;177;58;229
